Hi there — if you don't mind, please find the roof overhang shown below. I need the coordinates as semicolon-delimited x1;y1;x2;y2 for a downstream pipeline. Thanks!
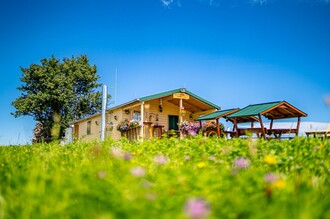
227;101;307;122
109;88;220;113
195;108;240;121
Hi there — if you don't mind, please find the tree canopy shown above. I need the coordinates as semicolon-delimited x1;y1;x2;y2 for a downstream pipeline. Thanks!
12;55;105;142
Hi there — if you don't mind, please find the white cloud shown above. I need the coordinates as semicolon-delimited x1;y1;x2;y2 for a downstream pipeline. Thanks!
250;0;269;5
160;0;182;7
161;0;174;7
161;0;330;7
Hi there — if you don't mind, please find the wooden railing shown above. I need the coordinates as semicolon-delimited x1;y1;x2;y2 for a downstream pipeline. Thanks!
120;126;141;142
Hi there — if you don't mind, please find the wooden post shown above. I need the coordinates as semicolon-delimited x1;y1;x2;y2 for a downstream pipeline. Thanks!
140;102;144;141
179;99;183;124
234;119;238;138
216;118;220;138
258;114;266;139
251;121;254;128
179;98;183;139
296;116;301;136
270;119;274;130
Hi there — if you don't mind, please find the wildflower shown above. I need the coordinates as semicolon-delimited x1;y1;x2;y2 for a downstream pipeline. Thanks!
208;155;216;161
188;129;197;136
264;173;278;183
110;146;123;159
264;155;277;165
98;171;107;179
273;179;286;189
130;166;146;177
145;193;157;201
123;152;133;161
184;155;191;161
197;162;206;168
154;155;168;165
184;198;210;219
233;157;250;169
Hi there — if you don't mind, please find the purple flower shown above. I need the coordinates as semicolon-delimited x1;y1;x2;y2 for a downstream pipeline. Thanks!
154;155;169;165
184;198;210;219
264;173;279;183
180;121;201;136
97;171;107;179
123;152;133;161
110;146;123;158
233;157;250;169
188;130;197;136
130;166;146;177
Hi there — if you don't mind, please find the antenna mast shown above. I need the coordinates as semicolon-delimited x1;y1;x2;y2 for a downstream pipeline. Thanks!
108;68;118;106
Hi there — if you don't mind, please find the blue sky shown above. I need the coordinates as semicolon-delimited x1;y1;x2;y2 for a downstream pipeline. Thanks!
0;0;329;145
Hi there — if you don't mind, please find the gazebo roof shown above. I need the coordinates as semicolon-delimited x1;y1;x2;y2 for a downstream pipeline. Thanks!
227;101;307;120
195;108;239;121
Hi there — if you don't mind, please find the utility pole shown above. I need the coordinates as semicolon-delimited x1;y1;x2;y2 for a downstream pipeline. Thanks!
100;84;107;141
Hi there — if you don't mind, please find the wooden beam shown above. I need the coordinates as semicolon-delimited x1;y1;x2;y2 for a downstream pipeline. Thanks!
216;118;220;138
234;119;238;138
192;109;217;118
296;116;301;136
140;102;144;141
123;102;144;111
179;98;183;139
270;119;274;130
258;114;266;139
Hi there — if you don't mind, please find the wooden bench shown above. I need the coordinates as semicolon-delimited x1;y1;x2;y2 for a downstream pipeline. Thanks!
267;129;297;139
305;124;330;138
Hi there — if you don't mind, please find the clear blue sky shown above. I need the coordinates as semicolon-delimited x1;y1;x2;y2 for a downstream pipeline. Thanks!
0;0;329;145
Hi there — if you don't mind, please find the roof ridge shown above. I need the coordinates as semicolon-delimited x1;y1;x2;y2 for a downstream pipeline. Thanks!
246;100;283;107
138;88;183;101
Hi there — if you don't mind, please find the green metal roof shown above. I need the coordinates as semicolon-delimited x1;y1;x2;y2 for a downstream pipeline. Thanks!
138;88;220;109
195;108;239;121
227;101;282;118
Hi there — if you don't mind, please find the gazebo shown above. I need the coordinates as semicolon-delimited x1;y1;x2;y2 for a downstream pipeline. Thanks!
195;108;240;137
227;101;307;139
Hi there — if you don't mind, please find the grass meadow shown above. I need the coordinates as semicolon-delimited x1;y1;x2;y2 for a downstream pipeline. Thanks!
0;136;329;219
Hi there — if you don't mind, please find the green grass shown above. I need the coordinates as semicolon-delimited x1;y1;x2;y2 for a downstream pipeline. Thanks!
0;136;329;219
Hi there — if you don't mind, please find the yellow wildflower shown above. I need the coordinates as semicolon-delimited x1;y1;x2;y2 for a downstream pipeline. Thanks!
273;179;286;189
197;162;206;168
264;155;277;165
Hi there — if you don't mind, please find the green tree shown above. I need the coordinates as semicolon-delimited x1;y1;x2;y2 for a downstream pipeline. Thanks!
12;55;105;143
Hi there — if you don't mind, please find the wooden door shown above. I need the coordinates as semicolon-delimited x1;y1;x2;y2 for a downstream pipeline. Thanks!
168;115;179;130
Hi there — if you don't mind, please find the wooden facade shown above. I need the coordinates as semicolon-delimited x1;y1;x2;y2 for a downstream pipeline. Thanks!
72;88;220;142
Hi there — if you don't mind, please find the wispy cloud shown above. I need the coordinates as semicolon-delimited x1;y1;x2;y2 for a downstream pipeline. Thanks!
161;0;181;7
161;0;173;7
250;0;269;5
161;0;330;7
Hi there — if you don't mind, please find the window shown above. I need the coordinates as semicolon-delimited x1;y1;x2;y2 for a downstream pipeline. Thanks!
133;111;141;121
87;121;91;135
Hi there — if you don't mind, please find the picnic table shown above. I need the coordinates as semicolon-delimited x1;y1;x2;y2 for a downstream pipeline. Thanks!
234;127;267;138
267;129;297;139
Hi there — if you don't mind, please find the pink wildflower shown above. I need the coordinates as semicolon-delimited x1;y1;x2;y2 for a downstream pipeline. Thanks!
233;157;250;169
123;152;133;161
154;155;168;165
184;198;210;219
130;166;146;177
97;171;107;179
110;146;123;159
264;173;279;183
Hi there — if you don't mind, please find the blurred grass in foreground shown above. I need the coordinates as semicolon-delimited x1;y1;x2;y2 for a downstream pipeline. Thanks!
0;136;329;219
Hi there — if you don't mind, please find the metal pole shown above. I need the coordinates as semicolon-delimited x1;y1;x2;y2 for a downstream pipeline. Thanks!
100;84;107;141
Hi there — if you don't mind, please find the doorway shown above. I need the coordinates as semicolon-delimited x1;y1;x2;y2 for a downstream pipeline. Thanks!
168;115;179;131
